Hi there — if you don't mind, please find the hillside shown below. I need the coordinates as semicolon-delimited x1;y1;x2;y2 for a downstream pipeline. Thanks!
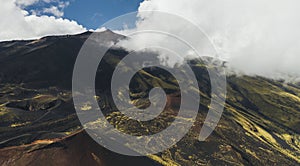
0;31;299;165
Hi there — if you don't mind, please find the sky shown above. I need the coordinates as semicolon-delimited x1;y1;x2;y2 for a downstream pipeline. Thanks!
63;0;143;30
19;0;143;29
1;0;300;79
0;0;142;41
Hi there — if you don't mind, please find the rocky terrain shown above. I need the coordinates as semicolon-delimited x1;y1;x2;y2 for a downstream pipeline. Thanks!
0;31;299;165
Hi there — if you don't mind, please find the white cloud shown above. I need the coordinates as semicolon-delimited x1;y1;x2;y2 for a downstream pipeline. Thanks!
17;0;70;17
0;0;86;41
42;0;54;3
58;1;69;8
43;6;64;17
117;0;300;78
14;0;39;7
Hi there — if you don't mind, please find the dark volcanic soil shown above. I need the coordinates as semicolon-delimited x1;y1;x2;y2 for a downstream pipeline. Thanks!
0;130;160;166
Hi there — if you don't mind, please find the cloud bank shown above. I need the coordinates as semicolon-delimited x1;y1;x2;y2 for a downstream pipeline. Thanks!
118;0;300;79
0;0;86;41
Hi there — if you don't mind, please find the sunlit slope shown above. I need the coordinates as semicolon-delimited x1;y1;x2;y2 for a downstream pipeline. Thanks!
97;57;300;165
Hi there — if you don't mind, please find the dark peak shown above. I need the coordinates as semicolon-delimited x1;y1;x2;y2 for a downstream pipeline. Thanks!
23;31;94;43
0;29;123;45
72;31;93;38
74;29;122;39
40;33;78;41
100;29;114;34
92;29;124;36
78;31;93;35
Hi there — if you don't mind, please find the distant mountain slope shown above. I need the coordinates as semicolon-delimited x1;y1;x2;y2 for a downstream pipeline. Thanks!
0;30;123;89
0;31;299;165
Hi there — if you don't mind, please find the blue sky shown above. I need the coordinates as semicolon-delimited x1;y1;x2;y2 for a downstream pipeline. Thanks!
23;0;143;30
64;0;143;29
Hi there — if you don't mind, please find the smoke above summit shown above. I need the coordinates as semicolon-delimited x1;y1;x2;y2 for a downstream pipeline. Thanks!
116;0;300;79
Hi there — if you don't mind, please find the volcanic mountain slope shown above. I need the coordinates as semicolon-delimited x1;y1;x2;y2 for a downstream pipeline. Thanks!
0;31;299;165
0;130;160;166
